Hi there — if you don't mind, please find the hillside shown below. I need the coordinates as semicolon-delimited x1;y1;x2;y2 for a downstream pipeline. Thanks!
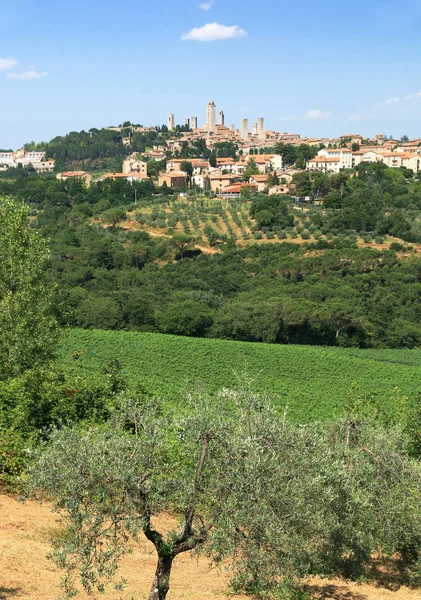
59;329;421;422
115;200;412;253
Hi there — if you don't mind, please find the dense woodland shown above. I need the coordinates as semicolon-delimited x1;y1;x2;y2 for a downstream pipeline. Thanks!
2;161;421;348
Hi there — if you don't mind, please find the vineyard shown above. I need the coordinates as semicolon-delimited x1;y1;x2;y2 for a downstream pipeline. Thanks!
59;329;421;422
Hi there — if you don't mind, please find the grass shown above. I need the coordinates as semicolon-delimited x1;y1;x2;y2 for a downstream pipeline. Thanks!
59;329;421;423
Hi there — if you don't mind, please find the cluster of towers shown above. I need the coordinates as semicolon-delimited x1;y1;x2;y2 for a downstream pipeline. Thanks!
167;102;265;139
242;117;265;140
167;114;198;131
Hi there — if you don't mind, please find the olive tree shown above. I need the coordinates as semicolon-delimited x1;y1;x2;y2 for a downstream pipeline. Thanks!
29;388;421;600
30;393;237;599
171;233;194;259
0;197;59;378
102;208;126;229
215;403;421;596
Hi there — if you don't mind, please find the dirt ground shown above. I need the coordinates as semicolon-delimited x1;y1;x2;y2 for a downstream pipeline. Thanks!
1;495;421;600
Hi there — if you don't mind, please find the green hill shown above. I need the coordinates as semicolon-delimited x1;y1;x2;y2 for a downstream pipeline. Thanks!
59;329;421;422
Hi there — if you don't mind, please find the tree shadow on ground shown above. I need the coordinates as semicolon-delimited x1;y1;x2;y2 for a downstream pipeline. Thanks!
0;588;22;599
304;583;368;599
365;556;407;591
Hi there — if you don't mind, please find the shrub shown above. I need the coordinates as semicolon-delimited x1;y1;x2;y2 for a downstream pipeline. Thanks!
390;241;404;252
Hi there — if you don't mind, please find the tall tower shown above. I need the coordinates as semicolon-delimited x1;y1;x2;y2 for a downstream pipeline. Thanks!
257;117;265;140
185;118;190;129
191;117;198;130
206;101;216;132
229;124;236;132
219;110;225;126
241;118;249;140
168;114;175;131
252;122;258;136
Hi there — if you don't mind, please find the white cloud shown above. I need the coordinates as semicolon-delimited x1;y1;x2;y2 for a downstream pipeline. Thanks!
181;22;247;42
381;97;400;105
7;70;48;80
0;57;18;70
306;109;332;120
378;91;421;106
200;1;213;10
405;90;421;100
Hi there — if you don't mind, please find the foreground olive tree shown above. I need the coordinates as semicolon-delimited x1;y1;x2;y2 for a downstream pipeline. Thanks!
30;394;236;599
0;197;59;378
30;389;421;600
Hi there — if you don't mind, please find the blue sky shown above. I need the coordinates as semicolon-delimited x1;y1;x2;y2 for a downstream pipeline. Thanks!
1;0;421;148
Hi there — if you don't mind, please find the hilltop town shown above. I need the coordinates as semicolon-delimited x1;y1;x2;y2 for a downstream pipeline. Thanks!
1;100;420;199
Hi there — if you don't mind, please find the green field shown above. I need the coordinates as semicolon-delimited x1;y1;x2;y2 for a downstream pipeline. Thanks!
58;329;421;422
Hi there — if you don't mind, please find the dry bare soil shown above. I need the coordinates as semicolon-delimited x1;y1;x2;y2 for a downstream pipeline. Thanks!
1;495;421;600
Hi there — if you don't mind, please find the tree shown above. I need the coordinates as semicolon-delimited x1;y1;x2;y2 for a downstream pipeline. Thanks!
250;194;294;229
242;158;259;182
223;411;421;597
292;171;312;197
102;208;126;229
30;393;237;599
211;300;281;342
154;299;214;336
0;198;59;378
30;389;421;600
267;172;280;187
180;161;193;178
74;295;122;329
209;152;217;168
171;233;194;259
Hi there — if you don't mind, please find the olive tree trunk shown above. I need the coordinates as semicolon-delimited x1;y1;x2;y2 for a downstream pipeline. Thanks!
148;555;174;600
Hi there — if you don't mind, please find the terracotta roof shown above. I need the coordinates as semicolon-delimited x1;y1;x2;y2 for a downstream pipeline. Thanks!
309;157;340;163
101;172;150;180
250;174;269;182
216;158;235;164
160;171;187;178
249;156;267;164
209;174;235;180
60;171;86;177
221;183;258;193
